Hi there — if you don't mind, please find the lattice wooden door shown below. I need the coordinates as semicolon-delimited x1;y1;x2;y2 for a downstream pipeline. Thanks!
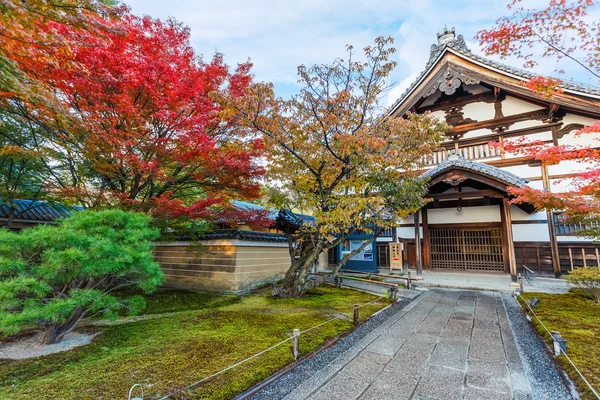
430;227;505;271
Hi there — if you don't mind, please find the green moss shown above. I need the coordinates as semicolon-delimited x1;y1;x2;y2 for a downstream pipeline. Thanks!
519;291;600;400
0;286;389;400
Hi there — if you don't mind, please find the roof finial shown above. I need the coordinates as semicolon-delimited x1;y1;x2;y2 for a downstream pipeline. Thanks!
437;26;456;45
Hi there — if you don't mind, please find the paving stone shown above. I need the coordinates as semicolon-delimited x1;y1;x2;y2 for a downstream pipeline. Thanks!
309;375;369;400
358;371;418;400
463;386;512;400
468;340;507;363
412;365;465;400
384;345;434;376
466;361;511;394
364;335;406;357
339;352;389;381
444;318;473;334
428;341;469;371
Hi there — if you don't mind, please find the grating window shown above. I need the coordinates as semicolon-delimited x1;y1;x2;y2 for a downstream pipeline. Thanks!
430;228;505;271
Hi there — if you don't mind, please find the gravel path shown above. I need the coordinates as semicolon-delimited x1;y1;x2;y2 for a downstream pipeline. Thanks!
501;293;573;400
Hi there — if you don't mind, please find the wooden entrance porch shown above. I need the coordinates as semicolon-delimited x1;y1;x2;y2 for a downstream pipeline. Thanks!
400;153;560;282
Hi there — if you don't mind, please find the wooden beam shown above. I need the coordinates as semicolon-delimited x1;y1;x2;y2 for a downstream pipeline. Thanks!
414;212;422;277
428;198;503;209
449;109;550;135
422;208;431;270
437;122;561;150
500;197;518;282
418;91;494;112
542;165;562;277
427;189;503;199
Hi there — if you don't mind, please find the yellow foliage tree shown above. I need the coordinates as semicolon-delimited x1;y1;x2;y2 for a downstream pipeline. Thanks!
221;37;448;297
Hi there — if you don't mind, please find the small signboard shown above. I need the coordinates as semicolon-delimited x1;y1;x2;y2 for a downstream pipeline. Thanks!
389;242;403;271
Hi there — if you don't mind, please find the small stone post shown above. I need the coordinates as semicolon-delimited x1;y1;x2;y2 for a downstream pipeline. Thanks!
551;331;567;356
518;273;524;293
292;328;300;360
353;304;359;325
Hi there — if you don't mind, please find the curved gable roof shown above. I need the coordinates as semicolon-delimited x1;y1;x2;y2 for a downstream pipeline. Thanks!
421;153;529;189
389;28;600;117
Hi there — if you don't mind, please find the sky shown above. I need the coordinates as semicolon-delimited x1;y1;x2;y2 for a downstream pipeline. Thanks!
125;0;598;106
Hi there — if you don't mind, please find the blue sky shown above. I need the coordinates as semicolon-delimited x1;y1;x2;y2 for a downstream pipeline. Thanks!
125;0;598;105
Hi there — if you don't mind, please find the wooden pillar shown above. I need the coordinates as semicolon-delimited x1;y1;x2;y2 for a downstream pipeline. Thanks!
422;207;431;270
500;197;518;283
542;165;561;278
414;211;423;277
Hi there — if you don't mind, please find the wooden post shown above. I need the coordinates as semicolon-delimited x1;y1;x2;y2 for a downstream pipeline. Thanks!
542;165;562;278
292;328;300;360
422;207;431;270
582;248;587;267
568;248;574;271
353;304;359;325
500;197;518;283
414;212;422;277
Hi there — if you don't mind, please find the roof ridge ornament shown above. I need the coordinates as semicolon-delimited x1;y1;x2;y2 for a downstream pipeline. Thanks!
445;151;464;161
429;27;470;63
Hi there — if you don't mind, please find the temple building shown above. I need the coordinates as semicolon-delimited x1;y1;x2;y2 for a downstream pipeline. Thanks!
362;28;600;282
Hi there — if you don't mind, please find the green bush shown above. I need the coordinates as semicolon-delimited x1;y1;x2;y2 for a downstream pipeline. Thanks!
566;266;600;304
0;209;164;344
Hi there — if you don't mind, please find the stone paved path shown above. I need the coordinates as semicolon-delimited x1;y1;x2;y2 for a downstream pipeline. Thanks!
283;288;571;400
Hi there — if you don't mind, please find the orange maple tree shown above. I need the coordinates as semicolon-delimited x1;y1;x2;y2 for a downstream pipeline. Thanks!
478;0;600;234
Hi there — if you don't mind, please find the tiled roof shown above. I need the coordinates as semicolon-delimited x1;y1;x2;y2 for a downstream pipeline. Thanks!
421;153;529;188
0;199;81;222
389;29;600;115
230;200;279;220
184;229;288;243
276;209;316;227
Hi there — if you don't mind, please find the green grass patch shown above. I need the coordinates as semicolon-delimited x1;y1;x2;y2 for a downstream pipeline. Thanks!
0;286;389;400
519;291;600;400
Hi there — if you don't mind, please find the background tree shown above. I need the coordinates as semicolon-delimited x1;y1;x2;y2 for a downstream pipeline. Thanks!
477;0;600;238
0;209;164;345
223;37;447;297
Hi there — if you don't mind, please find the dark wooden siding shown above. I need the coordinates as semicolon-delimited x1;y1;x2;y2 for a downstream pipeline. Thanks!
515;241;600;275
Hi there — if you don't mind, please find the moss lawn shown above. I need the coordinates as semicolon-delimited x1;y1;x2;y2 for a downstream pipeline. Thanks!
519;291;600;400
0;286;389;399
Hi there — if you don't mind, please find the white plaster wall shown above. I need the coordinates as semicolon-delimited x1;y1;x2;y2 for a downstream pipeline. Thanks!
397;226;416;239
548;159;595;176
428;205;501;224
511;207;546;221
557;235;595;242
502;164;542;180
463;101;494;121
502;96;543;115
512;224;550;242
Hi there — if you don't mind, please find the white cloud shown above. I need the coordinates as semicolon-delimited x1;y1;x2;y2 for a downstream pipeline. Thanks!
125;0;598;102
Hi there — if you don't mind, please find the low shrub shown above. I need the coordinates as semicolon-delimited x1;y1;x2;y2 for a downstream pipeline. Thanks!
566;266;600;304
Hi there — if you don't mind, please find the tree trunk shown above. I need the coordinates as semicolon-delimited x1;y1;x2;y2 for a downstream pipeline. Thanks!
40;306;86;345
274;240;323;298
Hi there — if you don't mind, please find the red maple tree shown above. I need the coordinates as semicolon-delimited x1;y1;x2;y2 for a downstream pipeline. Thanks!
2;6;268;228
477;0;600;233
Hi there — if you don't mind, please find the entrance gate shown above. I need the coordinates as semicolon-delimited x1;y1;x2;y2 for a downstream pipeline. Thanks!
429;227;505;272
